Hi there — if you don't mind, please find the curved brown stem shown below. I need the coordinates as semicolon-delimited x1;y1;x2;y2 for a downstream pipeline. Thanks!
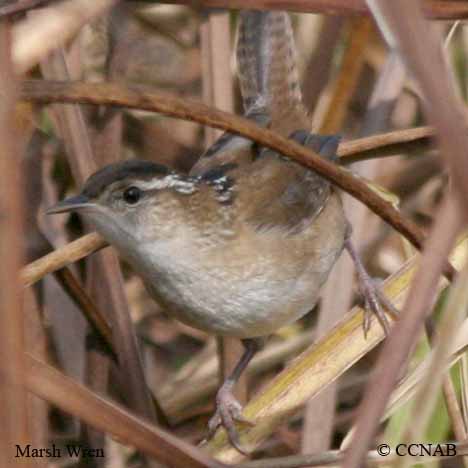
21;80;427;251
127;0;468;20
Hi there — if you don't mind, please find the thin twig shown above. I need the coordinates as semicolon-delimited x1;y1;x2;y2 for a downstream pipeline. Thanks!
338;126;433;164
21;232;107;287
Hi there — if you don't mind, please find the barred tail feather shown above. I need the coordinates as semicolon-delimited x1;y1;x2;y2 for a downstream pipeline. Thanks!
236;11;309;135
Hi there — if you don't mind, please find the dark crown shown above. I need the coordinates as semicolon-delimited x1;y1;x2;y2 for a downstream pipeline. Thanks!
82;160;170;199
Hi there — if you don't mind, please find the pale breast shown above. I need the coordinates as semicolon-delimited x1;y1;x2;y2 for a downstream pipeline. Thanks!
134;192;347;338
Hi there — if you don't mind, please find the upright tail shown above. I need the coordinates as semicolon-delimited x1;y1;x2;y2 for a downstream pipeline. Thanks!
191;11;310;175
236;11;309;136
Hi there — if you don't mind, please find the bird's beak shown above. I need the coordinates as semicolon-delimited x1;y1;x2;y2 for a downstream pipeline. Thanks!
46;194;92;215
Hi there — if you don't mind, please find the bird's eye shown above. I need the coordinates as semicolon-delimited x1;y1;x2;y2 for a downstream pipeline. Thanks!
123;186;142;205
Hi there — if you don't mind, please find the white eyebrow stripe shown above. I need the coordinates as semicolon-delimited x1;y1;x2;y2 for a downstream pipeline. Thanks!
137;175;198;194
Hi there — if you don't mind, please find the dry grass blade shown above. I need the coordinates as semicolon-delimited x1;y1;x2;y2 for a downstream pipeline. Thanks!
24;354;224;468
0;20;32;466
11;0;117;74
19;80;428;253
204;233;468;463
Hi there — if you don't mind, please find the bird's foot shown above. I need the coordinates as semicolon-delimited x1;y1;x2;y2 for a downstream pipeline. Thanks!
345;236;399;336
206;384;254;454
359;273;399;336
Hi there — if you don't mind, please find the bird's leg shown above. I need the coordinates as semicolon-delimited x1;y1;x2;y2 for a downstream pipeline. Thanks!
345;236;399;336
207;338;261;453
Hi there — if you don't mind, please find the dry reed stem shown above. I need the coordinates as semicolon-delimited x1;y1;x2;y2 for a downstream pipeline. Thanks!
380;253;468;468
24;354;224;468
388;272;468;462
319;17;372;133
369;2;468;207
41;49;158;425
343;0;468;464
22;230;116;360
0;20;32;467
303;16;373;454
344;195;464;468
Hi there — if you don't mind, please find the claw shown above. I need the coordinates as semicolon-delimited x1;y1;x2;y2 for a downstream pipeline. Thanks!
206;385;254;454
360;277;395;336
345;237;398;336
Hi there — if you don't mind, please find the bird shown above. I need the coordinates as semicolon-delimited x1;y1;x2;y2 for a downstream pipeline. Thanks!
47;10;397;453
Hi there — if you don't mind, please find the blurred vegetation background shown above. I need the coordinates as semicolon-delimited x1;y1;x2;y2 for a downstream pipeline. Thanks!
3;1;468;467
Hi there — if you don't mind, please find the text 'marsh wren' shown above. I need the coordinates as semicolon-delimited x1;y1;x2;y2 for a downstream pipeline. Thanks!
48;10;398;453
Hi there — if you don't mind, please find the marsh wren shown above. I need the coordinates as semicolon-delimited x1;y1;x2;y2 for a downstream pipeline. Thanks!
48;10;397;452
